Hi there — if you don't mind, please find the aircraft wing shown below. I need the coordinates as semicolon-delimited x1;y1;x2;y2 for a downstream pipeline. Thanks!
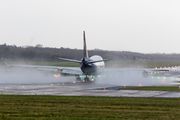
102;67;167;72
5;62;83;75
103;67;180;72
101;67;180;77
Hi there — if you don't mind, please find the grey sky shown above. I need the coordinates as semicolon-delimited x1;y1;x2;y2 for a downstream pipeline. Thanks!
0;0;180;53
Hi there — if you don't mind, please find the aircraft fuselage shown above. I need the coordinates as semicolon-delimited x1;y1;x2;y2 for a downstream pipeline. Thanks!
80;57;98;75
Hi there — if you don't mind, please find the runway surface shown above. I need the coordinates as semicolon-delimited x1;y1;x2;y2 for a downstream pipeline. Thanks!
1;82;180;98
1;68;180;98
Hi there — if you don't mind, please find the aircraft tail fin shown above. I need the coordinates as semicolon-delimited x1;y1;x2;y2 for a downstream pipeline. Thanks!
83;31;89;58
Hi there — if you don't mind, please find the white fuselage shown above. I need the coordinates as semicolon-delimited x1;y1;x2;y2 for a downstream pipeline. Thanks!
80;55;105;76
90;55;105;68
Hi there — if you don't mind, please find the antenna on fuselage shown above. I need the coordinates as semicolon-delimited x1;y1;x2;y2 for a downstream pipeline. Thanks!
83;31;89;58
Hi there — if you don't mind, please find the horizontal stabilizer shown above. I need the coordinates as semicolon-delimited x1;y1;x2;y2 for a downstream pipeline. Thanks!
87;59;110;64
56;57;81;63
4;61;9;66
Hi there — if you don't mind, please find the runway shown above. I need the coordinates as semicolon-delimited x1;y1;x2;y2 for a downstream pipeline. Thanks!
1;68;180;98
1;82;180;98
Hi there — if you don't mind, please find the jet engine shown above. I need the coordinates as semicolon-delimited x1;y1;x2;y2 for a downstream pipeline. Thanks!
60;71;69;76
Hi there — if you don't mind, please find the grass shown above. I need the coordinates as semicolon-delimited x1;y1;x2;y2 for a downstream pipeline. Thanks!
106;60;180;68
1;60;180;119
2;60;180;68
0;95;180;119
1;61;79;67
122;86;180;91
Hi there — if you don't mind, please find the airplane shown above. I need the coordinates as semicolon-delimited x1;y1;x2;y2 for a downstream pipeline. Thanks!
5;31;180;82
56;31;109;81
5;31;109;82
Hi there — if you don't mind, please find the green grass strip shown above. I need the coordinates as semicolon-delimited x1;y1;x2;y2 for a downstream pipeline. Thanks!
0;95;180;119
2;60;180;68
122;86;180;91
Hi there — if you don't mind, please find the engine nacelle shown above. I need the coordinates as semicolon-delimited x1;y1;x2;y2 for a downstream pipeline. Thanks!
60;72;69;76
142;71;148;78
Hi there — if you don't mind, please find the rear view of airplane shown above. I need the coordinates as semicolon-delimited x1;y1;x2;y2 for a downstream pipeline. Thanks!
6;31;180;82
6;31;109;82
56;31;109;81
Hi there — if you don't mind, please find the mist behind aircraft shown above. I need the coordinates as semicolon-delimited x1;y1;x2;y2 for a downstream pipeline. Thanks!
0;67;74;84
0;66;172;86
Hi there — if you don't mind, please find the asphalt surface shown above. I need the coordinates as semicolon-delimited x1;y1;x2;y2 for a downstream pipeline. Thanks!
1;68;180;98
0;81;180;98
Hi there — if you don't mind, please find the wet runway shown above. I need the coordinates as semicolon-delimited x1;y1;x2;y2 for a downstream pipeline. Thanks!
1;82;180;98
1;68;180;98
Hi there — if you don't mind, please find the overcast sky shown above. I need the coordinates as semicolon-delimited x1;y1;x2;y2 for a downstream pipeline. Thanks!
0;0;180;53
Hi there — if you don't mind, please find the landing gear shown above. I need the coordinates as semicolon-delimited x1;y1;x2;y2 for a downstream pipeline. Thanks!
76;75;95;82
84;75;95;82
84;76;90;82
76;76;81;82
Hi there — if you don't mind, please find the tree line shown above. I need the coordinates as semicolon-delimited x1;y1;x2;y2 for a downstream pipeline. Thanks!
1;43;180;61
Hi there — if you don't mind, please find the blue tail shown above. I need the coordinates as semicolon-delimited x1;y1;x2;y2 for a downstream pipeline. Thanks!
83;31;89;58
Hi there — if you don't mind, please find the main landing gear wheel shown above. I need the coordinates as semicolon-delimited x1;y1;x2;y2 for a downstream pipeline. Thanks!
84;77;90;82
76;76;81;82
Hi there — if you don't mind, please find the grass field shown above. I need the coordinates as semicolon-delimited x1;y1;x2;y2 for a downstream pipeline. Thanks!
1;61;79;67
122;86;180;92
0;95;180;119
1;60;180;119
2;60;180;68
106;60;180;68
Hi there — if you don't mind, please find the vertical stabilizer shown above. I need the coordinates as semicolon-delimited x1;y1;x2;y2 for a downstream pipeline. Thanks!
83;31;89;58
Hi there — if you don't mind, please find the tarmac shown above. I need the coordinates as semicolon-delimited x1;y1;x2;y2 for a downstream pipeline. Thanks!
1;68;180;98
1;81;180;98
